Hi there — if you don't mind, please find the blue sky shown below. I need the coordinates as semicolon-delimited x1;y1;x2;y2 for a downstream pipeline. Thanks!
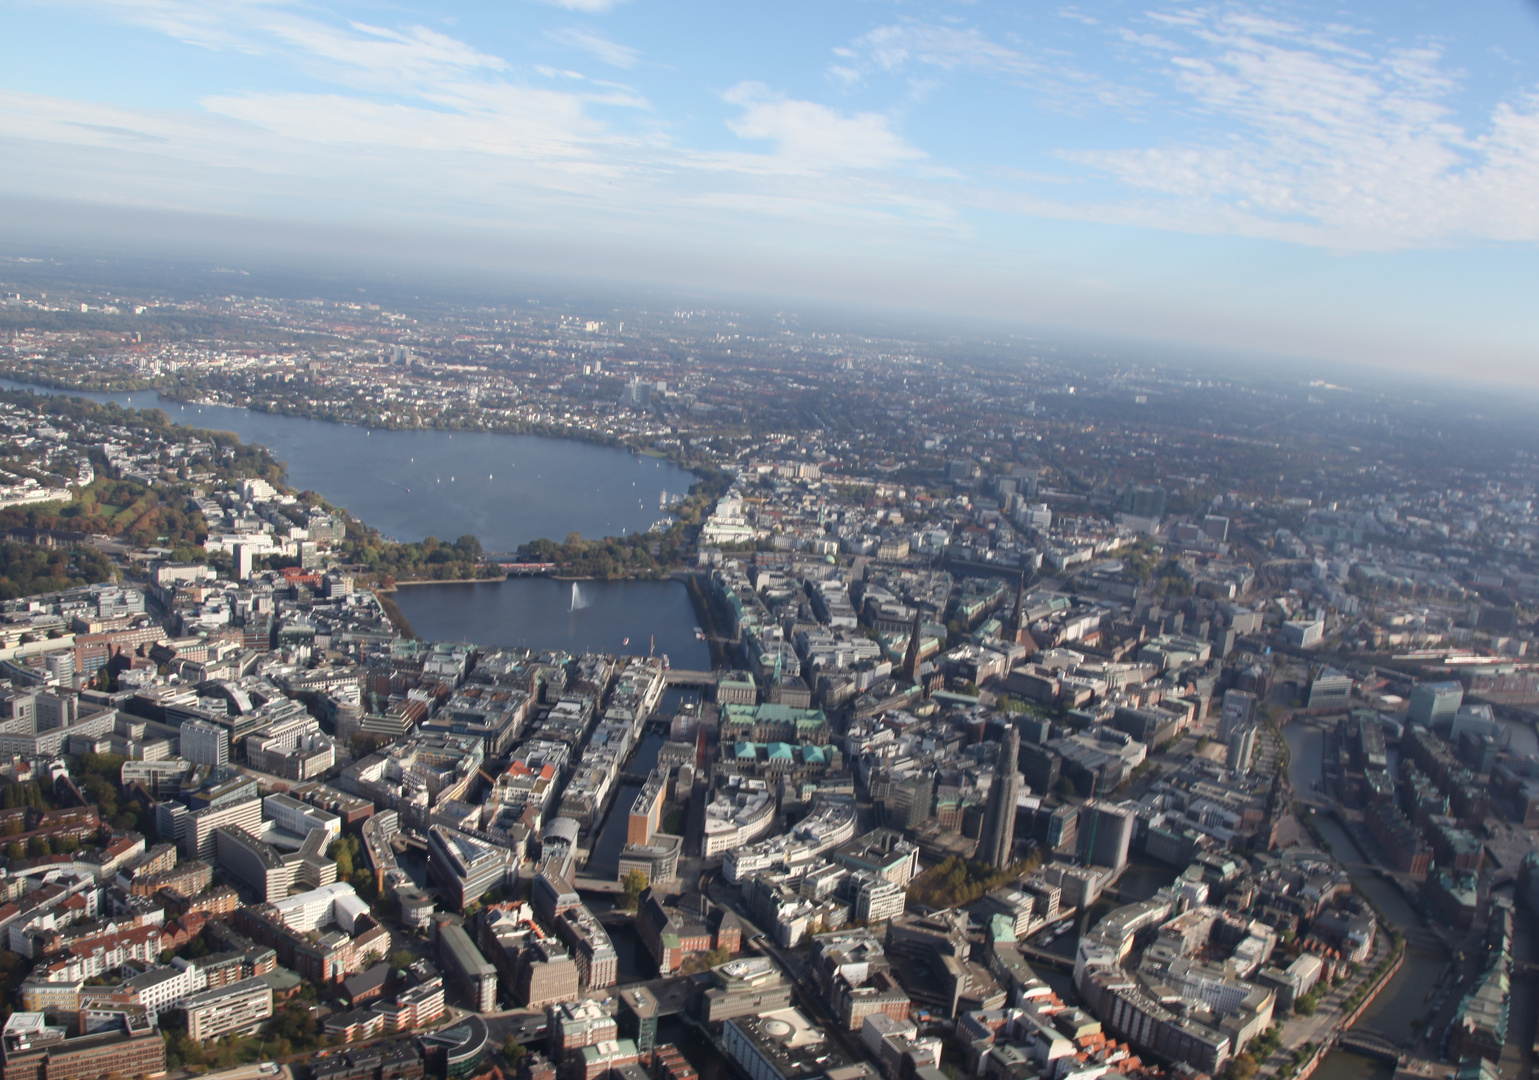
3;1;1539;378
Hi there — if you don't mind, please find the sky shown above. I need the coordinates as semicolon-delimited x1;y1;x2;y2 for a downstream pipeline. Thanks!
2;1;1539;379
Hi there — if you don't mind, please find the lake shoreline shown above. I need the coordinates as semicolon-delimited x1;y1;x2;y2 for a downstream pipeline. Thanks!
382;576;506;587
0;371;706;487
375;590;416;639
0;376;702;552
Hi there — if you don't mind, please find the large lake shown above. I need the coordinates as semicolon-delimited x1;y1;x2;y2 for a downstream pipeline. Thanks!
0;379;696;551
390;577;709;669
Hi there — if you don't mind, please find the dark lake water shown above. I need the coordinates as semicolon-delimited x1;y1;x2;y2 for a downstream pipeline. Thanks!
0;379;696;549
390;578;709;668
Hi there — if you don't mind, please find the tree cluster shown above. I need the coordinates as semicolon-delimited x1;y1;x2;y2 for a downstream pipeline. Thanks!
619;869;649;911
1;779;53;812
328;833;381;902
162;999;327;1073
342;533;496;583
72;752;148;832
0;541;115;600
906;853;1042;909
523;531;672;580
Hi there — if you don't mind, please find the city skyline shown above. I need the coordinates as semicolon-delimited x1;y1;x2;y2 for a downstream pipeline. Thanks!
3;1;1539;379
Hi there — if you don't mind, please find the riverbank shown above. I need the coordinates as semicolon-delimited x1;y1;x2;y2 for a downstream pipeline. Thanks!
375;590;416;639
681;572;729;669
384;575;506;587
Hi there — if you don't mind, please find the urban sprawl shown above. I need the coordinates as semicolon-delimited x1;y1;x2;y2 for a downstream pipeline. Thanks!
0;272;1533;1080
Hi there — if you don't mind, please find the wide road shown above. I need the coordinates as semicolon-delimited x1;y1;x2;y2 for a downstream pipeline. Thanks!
178;1065;293;1080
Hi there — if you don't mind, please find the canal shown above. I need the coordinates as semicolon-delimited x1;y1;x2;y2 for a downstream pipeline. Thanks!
584;732;669;881
1283;718;1452;1080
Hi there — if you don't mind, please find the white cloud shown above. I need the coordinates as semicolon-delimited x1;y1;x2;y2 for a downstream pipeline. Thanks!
829;18;1148;111
203;91;604;160
526;0;626;12
24;0;1539;266
51;1;510;100
840;21;1039;79
0;5;956;251
1059;7;1539;249
545;27;639;69
721;82;926;172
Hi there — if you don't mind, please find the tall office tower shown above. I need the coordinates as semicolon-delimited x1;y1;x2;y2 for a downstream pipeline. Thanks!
233;543;254;581
1077;800;1135;871
1218;689;1256;742
980;726;1022;869
181;718;230;767
1226;725;1257;775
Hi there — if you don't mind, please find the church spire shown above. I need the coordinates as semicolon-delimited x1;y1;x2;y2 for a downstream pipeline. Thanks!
902;604;924;686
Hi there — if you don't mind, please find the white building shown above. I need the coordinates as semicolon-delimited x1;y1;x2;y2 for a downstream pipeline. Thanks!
263;792;341;844
180;718;229;768
185;977;273;1040
270;881;363;934
702;780;776;858
1280;619;1324;649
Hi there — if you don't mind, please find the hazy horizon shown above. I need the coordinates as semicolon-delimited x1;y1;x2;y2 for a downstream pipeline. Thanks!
7;232;1539;421
3;1;1539;384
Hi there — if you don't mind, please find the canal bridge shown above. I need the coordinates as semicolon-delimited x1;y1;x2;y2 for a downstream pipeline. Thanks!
1336;1030;1403;1063
664;669;717;688
1014;943;1076;973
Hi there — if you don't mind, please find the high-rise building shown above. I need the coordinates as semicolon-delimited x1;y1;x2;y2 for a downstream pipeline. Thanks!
1122;486;1167;520
428;825;517;913
438;923;497;1013
1077;800;1134;871
43;650;74;686
1218;689;1256;742
233;543;254;581
180;718;230;768
979;727;1021;869
183;796;262;861
886;774;932;831
1409;682;1464;727
1226;725;1257;774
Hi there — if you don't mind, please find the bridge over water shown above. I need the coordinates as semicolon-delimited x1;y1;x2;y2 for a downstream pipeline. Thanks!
1014;943;1076;973
1336;1030;1403;1063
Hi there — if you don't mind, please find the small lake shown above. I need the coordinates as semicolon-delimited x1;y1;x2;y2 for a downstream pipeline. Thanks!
0;378;697;550
390;578;709;668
